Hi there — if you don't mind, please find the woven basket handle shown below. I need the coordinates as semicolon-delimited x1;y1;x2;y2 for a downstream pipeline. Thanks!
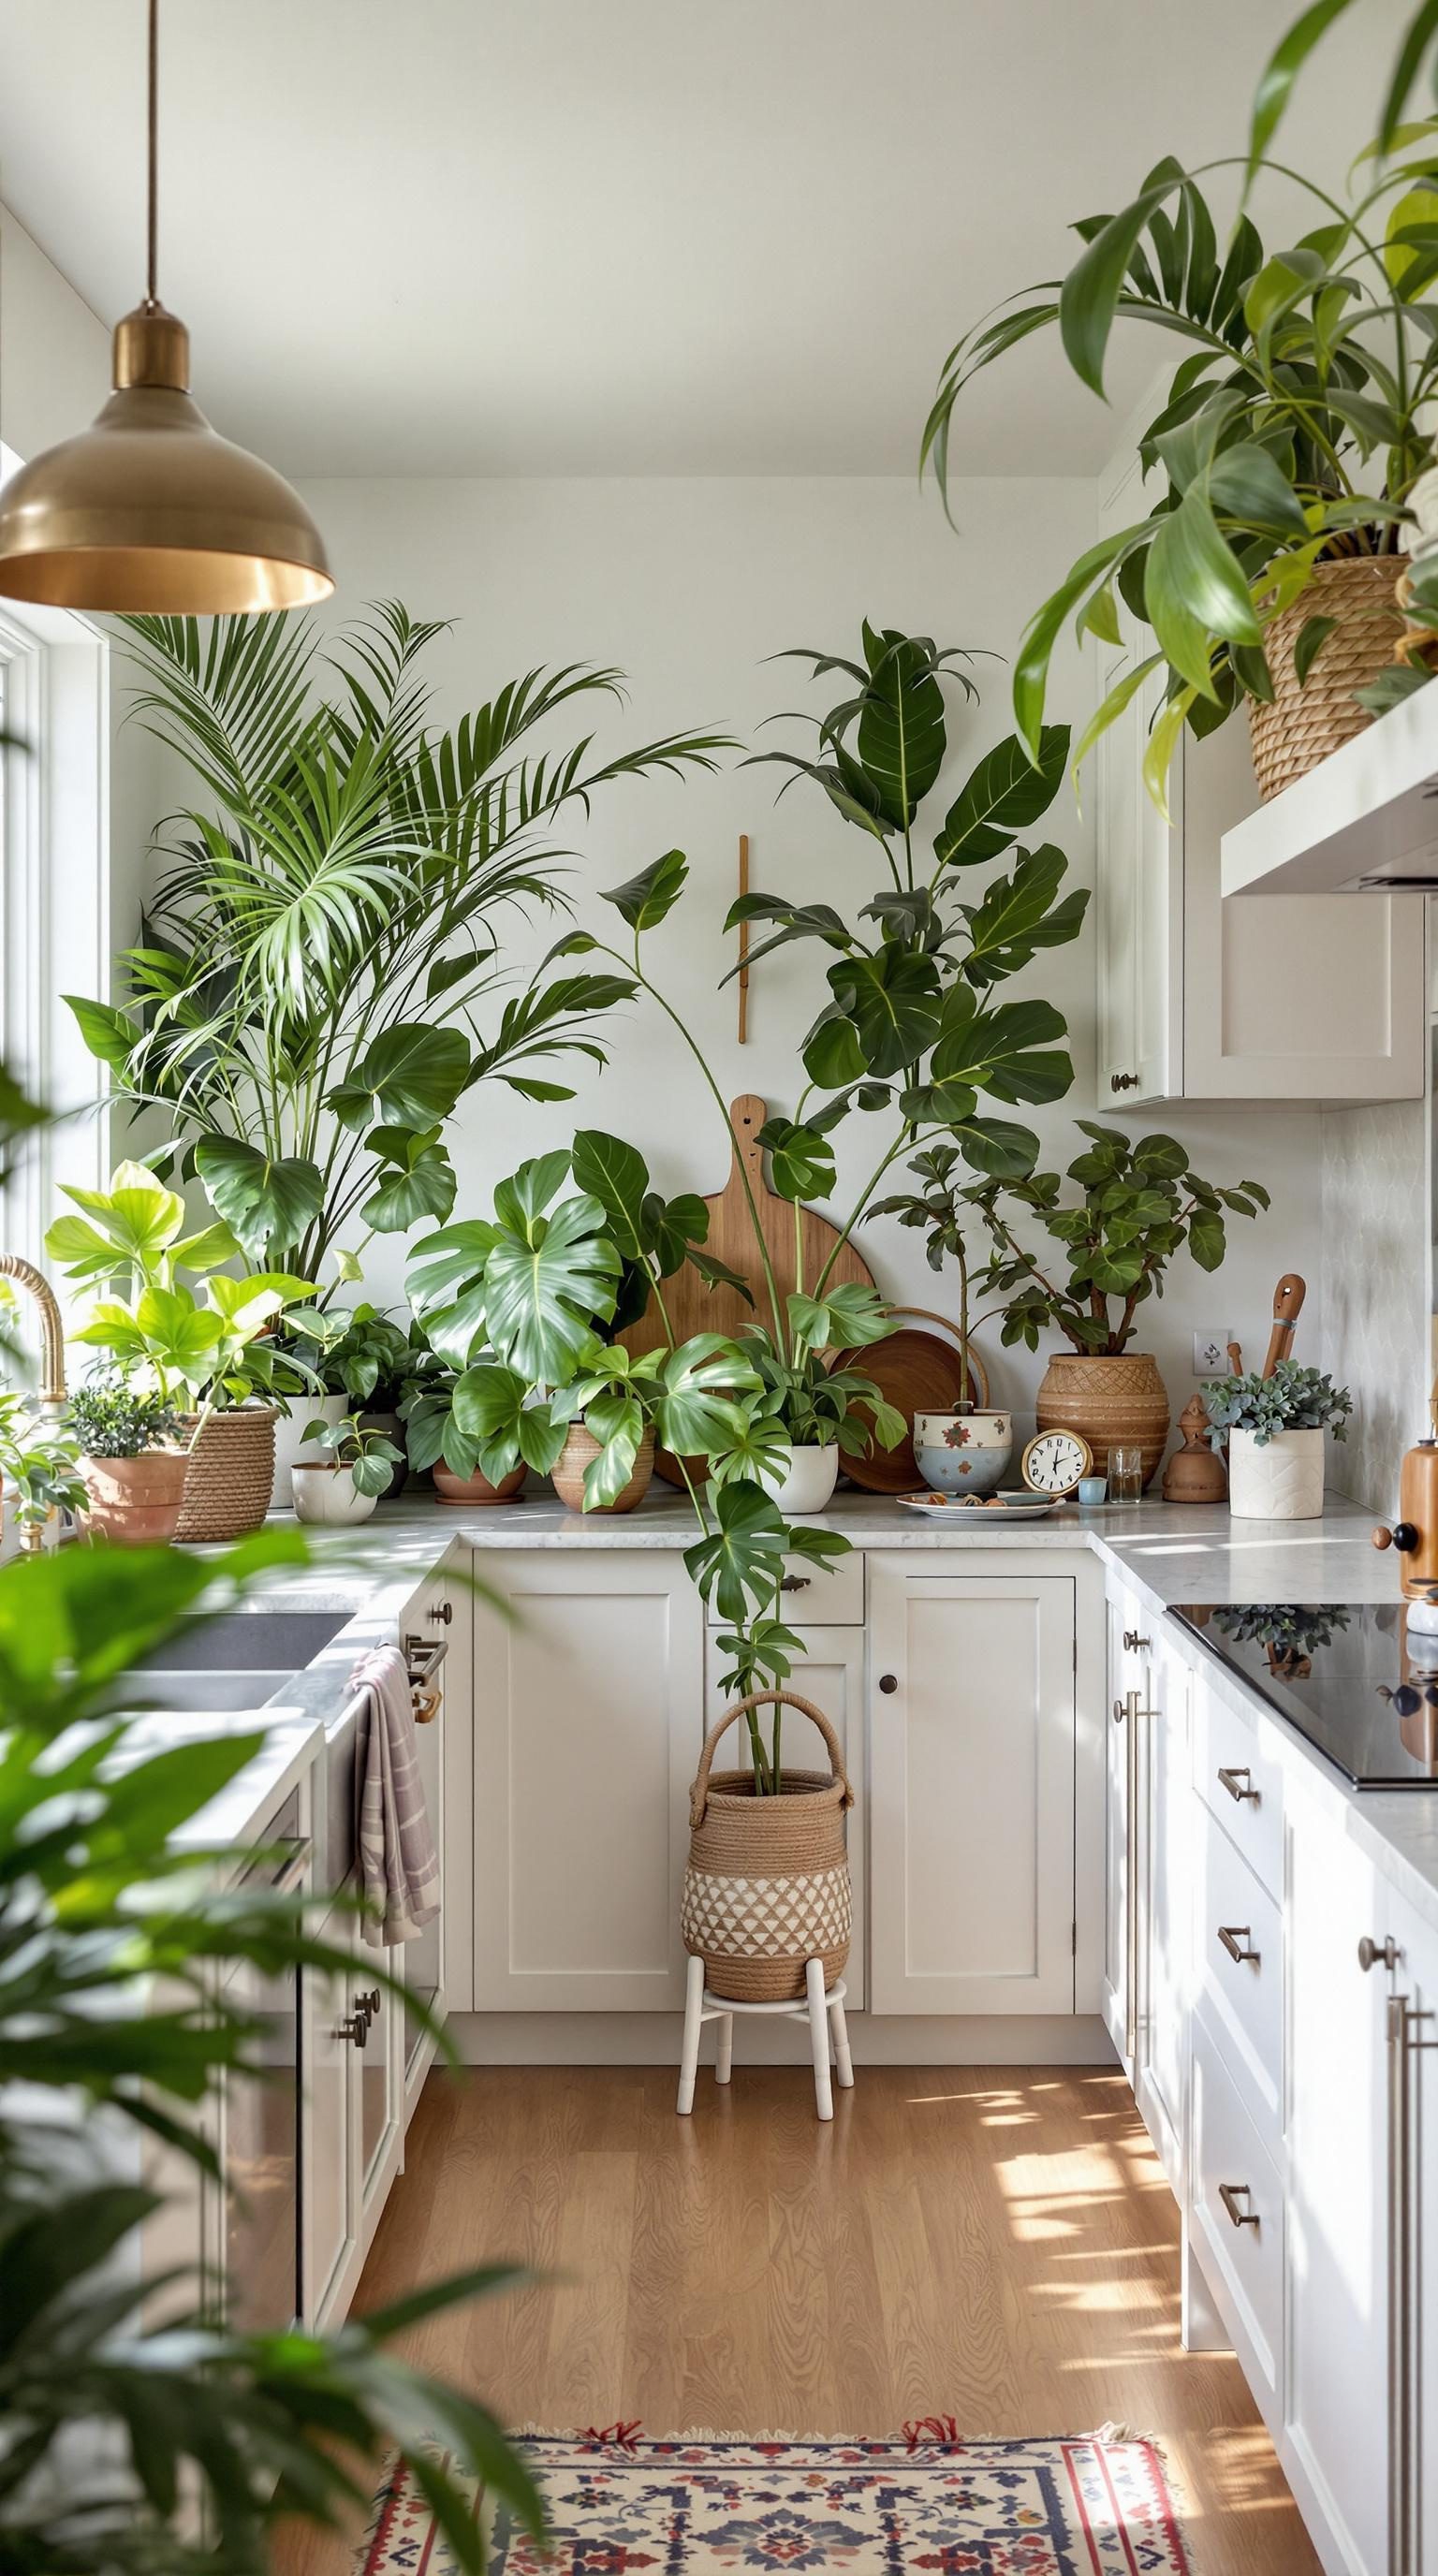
689;1690;854;1828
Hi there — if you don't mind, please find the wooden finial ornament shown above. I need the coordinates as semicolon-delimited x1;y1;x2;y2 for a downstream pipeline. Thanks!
1162;1394;1228;1504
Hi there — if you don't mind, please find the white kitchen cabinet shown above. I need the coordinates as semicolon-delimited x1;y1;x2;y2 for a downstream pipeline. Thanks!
397;1559;461;2099
1103;1597;1136;2071
472;1552;704;2010
303;1878;405;2332
704;1624;866;2007
1095;457;1423;1106
1405;1899;1438;2576
1104;1588;1187;2188
867;1555;1077;2014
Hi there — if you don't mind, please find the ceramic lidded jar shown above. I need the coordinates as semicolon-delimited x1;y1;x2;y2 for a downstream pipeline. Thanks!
913;1408;1013;1496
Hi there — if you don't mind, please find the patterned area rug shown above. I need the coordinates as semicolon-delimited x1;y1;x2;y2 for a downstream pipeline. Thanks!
358;2419;1196;2571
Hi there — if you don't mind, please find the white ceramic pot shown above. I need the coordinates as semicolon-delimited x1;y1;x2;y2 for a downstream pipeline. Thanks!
914;1409;1014;1496
758;1443;841;1515
271;1392;347;1511
290;1462;377;1526
1227;1427;1325;1520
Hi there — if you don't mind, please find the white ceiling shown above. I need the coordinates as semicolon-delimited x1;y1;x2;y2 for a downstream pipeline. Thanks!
0;0;1412;478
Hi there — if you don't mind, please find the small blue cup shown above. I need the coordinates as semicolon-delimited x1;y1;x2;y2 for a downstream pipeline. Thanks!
1077;1475;1108;1508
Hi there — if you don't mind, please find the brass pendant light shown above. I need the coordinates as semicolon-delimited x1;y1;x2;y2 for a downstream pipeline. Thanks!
0;0;331;613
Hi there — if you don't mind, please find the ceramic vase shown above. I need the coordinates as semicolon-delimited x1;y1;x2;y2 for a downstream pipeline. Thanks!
1227;1427;1325;1521
290;1463;377;1526
271;1392;347;1512
913;1408;1013;1496
1035;1352;1170;1489
758;1443;840;1515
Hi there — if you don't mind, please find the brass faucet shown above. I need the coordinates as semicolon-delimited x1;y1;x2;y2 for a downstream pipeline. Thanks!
0;1254;66;1403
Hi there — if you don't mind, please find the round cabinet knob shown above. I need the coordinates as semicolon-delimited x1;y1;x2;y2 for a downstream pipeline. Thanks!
878;1673;898;1694
1123;1630;1150;1653
1393;1523;1419;1554
1110;1072;1140;1091
1358;1934;1400;1972
1372;1526;1393;1551
357;1988;381;2020
428;1600;453;1624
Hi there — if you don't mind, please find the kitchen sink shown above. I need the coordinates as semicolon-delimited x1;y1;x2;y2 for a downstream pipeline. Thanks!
116;1669;300;1714
134;1611;351;1672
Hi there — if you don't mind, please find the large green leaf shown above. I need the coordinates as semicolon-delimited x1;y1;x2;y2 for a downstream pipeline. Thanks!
757;1118;836;1204
927;991;1073;1108
1013;524;1148;756
683;1476;791;1624
64;994;139;1074
601;848;689;931
827;948;942;1079
961;844;1091;986
361;1129;457;1233
854;624;948;828
405;1220;499;1317
1144;486;1260;698
482;1192;621;1382
653;1334;761;1457
49;1162;187;1281
1059;156;1186;392
953;1116;1041;1178
194;1136;324;1260
328;1020;471;1134
934;726;1069;865
570;1129;653;1258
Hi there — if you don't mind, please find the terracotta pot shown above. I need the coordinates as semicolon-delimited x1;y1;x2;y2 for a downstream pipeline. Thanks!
82;1448;190;1545
550;1423;654;1515
1034;1352;1170;1490
174;1406;278;1543
433;1460;526;1506
1247;554;1405;801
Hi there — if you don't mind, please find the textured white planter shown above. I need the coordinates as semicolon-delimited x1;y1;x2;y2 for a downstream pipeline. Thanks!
271;1392;348;1511
758;1443;841;1515
1227;1427;1326;1520
290;1462;377;1526
914;1408;1013;1496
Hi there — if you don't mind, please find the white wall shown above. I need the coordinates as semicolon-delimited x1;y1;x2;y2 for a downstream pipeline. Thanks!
268;472;1326;1445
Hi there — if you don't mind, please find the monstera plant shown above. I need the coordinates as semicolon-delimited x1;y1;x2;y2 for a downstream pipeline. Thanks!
66;604;728;1284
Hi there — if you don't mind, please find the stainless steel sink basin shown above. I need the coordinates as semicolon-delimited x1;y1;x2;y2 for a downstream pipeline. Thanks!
116;1670;299;1714
134;1611;351;1672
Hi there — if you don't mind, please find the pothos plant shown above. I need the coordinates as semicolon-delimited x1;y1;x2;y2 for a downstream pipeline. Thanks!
66;604;729;1284
922;126;1438;798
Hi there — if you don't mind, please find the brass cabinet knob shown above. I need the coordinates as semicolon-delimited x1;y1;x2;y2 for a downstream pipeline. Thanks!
1358;1934;1400;1973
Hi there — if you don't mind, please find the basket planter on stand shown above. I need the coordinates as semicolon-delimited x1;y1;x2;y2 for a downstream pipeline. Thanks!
1248;554;1405;801
681;1690;853;2003
174;1405;278;1544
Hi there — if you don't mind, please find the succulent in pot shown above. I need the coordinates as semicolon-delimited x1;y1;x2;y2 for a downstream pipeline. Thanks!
290;1411;404;1526
0;1390;89;1558
65;1376;187;1545
1203;1361;1352;1522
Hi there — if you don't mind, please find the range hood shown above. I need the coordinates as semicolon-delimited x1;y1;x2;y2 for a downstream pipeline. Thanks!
1221;683;1438;896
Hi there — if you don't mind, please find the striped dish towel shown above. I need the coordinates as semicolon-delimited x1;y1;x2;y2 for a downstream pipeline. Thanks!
350;1643;440;1947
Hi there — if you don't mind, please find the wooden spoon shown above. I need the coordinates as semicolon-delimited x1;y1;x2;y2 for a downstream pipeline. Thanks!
1260;1275;1306;1380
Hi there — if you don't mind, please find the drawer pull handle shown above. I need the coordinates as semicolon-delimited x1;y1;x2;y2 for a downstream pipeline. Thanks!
780;1575;812;1592
1219;2182;1259;2231
1123;1629;1150;1653
1216;1764;1259;1805
1218;1924;1260;1967
1358;1933;1401;1973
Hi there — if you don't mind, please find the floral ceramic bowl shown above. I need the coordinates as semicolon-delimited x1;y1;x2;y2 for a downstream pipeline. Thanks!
914;1408;1014;1497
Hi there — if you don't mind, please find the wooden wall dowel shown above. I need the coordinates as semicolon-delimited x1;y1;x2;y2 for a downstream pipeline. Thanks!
738;833;750;1044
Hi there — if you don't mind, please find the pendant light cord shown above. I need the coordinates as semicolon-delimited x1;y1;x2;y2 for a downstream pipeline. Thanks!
145;0;159;309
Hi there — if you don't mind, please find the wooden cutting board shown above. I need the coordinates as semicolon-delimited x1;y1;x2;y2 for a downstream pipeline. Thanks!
623;1090;874;1356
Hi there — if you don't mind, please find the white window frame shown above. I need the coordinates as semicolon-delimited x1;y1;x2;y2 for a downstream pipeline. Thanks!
0;565;110;1270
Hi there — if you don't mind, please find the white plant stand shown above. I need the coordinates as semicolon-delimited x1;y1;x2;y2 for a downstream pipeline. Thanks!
677;1954;853;2121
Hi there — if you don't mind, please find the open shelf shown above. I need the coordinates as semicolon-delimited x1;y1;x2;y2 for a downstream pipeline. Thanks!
1221;682;1438;896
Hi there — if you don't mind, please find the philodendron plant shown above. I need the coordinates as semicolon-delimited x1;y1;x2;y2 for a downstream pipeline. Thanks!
1203;1360;1353;1448
43;1161;317;1426
922;124;1438;794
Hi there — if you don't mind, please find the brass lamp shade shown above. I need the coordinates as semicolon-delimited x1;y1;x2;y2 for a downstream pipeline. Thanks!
0;305;332;614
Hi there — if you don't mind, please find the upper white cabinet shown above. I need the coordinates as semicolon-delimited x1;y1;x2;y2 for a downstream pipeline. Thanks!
472;1552;703;2011
867;1555;1078;2014
1094;460;1424;1105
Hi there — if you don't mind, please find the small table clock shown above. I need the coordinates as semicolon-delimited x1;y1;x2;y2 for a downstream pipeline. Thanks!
1020;1428;1093;1498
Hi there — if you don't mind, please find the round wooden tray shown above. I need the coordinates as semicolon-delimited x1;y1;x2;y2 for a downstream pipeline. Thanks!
835;1307;990;1495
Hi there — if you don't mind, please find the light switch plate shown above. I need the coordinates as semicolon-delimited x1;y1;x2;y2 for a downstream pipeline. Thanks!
1193;1330;1231;1375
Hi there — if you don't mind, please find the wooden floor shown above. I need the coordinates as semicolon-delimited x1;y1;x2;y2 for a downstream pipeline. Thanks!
284;2062;1319;2576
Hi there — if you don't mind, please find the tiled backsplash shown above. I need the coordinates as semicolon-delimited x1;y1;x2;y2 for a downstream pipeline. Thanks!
1321;1095;1430;1514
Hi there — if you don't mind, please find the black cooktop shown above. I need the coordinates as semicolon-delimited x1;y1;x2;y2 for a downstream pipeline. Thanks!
1170;1603;1438;1789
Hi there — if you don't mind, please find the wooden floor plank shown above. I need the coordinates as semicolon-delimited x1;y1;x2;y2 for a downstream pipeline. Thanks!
277;2062;1320;2576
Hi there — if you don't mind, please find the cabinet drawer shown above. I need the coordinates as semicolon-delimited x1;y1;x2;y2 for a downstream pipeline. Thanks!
1196;1794;1283;2131
1192;1676;1284;1899
1191;2003;1284;2410
706;1547;864;1626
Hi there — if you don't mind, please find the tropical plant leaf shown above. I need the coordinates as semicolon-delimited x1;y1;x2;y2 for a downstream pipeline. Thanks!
756;1118;836;1203
934;726;1070;865
601;849;689;931
194;1137;325;1259
853;623;949;827
827;948;943;1079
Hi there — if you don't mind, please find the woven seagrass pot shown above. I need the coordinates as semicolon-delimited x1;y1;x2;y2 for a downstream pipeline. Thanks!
682;1690;854;2003
1034;1351;1170;1490
174;1406;277;1543
551;1423;654;1515
1248;554;1405;801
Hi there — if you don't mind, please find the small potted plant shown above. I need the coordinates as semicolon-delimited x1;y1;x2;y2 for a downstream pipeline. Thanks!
290;1411;404;1526
726;1318;904;1514
398;1343;536;1505
1203;1362;1353;1521
0;1393;88;1559
277;1303;418;1504
968;1124;1270;1487
66;1377;187;1545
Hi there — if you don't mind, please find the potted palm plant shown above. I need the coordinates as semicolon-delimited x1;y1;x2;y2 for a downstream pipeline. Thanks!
66;1377;187;1544
922;139;1438;805
965;1123;1269;1486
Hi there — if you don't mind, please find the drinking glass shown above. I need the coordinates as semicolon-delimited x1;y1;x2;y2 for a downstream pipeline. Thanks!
1108;1443;1143;1504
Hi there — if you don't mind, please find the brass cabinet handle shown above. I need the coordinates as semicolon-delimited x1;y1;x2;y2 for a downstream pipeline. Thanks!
1110;1072;1141;1091
1359;1934;1401;1973
1219;2182;1259;2231
1218;1924;1260;1967
1217;1765;1259;1806
1123;1629;1150;1653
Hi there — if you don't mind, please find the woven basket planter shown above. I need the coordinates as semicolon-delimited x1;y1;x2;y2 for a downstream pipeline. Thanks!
1035;1351;1170;1490
682;1690;854;2003
1249;554;1405;801
550;1423;654;1515
174;1406;277;1544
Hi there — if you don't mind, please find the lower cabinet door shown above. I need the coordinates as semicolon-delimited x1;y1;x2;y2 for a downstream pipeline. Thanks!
473;1554;704;2010
705;1626;866;2008
303;1893;359;2328
1285;1790;1389;2576
867;1557;1077;2015
1137;1643;1189;2188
